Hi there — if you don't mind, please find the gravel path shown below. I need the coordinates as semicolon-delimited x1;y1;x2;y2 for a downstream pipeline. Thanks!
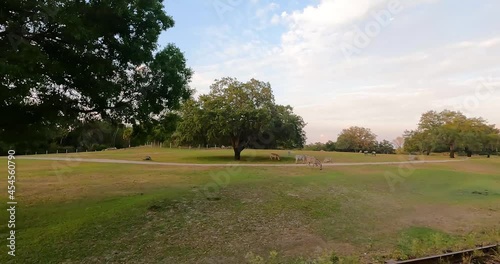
18;156;465;167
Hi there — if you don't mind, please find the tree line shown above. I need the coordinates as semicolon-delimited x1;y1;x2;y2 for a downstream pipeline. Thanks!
0;77;307;159
303;126;395;154
403;110;499;158
303;111;499;159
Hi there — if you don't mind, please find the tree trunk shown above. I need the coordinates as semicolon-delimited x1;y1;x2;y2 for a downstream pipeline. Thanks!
231;136;247;161
233;148;241;160
449;144;455;159
464;147;472;157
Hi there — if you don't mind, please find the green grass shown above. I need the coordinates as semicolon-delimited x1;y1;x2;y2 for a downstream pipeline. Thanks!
0;152;499;263
37;146;454;164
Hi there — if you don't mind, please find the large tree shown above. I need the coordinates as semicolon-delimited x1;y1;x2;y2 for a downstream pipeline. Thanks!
336;126;377;152
176;77;305;160
1;0;192;144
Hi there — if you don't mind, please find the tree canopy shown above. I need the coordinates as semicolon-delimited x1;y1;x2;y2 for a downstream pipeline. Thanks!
175;77;306;160
404;110;499;158
1;0;192;144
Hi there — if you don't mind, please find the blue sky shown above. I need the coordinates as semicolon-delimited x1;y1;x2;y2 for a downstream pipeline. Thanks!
159;0;500;143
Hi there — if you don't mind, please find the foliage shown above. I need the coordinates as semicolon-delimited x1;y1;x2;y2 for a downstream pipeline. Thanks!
376;139;395;154
304;142;327;151
304;139;393;154
122;127;133;148
336;126;377;152
175;77;306;159
403;130;434;155
404;110;499;158
0;0;192;145
324;140;336;151
262;104;307;149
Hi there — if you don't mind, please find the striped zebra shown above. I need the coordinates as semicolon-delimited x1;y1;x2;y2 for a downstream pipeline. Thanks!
305;156;322;170
295;155;306;164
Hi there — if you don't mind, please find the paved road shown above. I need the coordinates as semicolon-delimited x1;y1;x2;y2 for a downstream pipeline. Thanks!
18;156;465;167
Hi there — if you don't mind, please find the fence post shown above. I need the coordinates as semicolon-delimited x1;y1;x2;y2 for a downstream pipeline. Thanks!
66;149;68;153
35;152;37;155
56;150;59;154
170;143;172;148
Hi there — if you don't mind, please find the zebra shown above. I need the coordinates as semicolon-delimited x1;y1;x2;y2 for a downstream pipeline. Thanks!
295;155;306;164
305;156;322;170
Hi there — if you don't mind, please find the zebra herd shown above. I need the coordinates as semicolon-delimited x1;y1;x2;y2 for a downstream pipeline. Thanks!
294;155;333;170
268;153;334;170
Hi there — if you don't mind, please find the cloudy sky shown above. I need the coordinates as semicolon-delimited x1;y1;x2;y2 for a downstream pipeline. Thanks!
159;0;500;143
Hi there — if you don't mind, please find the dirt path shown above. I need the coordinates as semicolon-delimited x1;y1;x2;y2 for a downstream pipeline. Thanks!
18;156;465;167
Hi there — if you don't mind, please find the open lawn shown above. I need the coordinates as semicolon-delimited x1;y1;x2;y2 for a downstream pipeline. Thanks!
37;147;455;164
1;151;499;263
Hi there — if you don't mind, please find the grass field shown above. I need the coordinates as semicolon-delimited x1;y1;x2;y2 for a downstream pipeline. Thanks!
40;147;454;164
1;149;499;263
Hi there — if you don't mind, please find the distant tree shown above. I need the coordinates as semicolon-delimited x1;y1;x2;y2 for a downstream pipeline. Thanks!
376;140;395;154
408;110;499;158
336;126;377;152
484;132;500;158
149;112;181;145
434;110;467;158
325;140;336;151
304;142;326;151
61;121;127;150
123;127;133;148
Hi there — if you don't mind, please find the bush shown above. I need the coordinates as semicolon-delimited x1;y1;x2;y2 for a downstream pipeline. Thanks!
94;144;108;151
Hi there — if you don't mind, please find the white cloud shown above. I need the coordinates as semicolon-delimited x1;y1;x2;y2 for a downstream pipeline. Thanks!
190;0;500;143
